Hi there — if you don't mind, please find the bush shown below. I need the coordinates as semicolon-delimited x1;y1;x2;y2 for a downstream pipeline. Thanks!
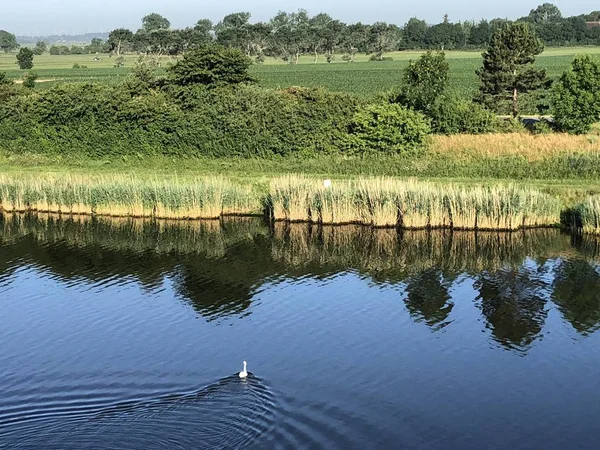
531;119;554;135
369;55;394;62
494;118;527;133
166;44;255;88
0;72;12;86
22;72;38;89
393;51;449;114
114;56;125;68
345;103;430;155
430;96;498;135
552;54;600;134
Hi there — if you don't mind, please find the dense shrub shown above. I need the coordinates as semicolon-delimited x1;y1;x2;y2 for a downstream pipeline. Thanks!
430;96;498;135
345;103;430;155
167;85;360;157
0;83;361;158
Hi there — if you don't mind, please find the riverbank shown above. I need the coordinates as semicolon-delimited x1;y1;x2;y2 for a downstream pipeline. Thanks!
0;171;592;232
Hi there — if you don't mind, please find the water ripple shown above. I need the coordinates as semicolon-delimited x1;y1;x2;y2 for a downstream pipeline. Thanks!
0;375;277;450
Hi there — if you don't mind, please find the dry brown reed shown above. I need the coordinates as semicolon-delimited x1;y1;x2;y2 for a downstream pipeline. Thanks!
432;133;600;161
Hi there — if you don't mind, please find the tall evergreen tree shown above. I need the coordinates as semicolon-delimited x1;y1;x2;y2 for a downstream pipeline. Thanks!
476;22;546;117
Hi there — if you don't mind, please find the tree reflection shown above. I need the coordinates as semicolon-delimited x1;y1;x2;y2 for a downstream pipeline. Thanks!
474;264;550;351
1;212;597;350
553;259;600;335
404;269;453;330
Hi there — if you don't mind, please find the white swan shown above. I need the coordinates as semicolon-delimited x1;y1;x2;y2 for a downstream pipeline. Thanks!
239;361;248;379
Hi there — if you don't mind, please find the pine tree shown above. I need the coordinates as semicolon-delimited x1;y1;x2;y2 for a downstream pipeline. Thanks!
477;22;546;117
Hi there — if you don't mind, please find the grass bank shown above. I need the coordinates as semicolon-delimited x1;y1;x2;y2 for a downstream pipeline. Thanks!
3;131;600;207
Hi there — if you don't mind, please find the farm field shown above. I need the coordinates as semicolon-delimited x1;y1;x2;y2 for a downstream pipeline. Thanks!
1;47;599;98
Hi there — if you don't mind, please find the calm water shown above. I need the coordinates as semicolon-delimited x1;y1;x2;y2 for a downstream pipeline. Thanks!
1;214;600;449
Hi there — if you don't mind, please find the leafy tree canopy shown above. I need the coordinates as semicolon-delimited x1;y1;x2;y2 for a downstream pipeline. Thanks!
0;30;18;53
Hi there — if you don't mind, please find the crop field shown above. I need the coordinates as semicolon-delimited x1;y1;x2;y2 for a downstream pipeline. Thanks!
1;47;599;98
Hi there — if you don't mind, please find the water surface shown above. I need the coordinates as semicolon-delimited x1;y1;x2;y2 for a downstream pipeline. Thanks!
1;214;600;449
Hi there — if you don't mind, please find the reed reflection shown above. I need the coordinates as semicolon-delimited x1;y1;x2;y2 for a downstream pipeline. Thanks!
2;213;600;351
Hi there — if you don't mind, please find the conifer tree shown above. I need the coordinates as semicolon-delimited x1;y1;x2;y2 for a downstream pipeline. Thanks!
477;22;546;117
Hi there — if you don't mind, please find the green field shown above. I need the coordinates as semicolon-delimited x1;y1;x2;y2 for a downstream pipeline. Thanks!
2;47;599;98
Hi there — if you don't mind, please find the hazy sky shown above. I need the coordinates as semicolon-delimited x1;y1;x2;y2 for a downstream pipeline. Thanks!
5;0;599;36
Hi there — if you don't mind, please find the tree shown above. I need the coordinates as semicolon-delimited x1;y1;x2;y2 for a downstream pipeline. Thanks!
269;10;310;64
392;51;449;113
403;18;428;49
365;22;401;60
215;12;252;53
527;3;562;24
70;45;85;55
142;13;171;32
425;18;465;50
33;41;47;55
341;23;368;62
551;54;600;134
469;20;491;47
108;28;134;56
88;38;106;54
0;30;18;53
166;44;254;87
477;22;546;117
16;48;34;70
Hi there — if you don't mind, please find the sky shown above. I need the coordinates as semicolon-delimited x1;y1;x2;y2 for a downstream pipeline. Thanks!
4;0;599;36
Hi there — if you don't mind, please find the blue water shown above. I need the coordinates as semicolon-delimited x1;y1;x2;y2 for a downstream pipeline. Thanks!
1;215;600;449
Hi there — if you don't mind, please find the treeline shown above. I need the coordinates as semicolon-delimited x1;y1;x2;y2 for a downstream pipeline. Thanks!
2;3;600;62
102;5;600;61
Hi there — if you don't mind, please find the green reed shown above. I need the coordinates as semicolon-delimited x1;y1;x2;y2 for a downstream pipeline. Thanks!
574;195;600;234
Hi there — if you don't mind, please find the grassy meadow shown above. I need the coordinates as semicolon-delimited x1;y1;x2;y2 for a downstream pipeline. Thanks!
2;47;599;97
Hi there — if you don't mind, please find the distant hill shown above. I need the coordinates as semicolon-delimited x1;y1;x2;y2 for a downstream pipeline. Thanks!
17;33;109;45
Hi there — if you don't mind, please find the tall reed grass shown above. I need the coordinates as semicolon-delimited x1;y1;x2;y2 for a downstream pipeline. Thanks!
0;175;261;219
0;173;563;231
574;195;600;234
268;176;561;231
